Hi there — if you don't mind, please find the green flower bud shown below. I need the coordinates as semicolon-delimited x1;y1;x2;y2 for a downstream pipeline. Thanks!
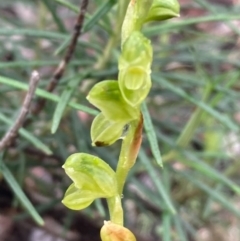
144;0;180;22
62;153;118;201
91;113;126;147
119;31;152;67
100;221;136;241
87;80;139;122
118;67;151;107
118;32;152;107
121;0;154;45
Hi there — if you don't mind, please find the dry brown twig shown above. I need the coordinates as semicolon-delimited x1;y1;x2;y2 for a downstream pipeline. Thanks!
32;0;89;115
0;71;40;152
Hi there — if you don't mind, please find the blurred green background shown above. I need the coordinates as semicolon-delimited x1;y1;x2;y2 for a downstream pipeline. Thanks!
0;0;240;240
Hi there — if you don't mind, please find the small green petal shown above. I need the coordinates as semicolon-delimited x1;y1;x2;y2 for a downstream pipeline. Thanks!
124;66;146;90
119;70;152;107
121;0;153;45
91;113;126;147
119;31;152;67
118;32;152;107
62;183;95;210
87;80;139;122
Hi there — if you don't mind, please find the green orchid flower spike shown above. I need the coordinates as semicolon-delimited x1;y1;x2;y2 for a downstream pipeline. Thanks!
62;0;180;238
118;31;153;107
145;0;180;22
62;153;118;210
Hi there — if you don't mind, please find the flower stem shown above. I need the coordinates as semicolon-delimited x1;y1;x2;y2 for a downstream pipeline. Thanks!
106;195;123;225
116;113;143;195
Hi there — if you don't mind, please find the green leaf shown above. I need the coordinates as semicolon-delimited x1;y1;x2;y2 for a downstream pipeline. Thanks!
141;101;163;167
0;159;44;225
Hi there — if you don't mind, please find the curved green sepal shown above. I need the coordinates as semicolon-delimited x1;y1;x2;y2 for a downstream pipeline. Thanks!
100;221;136;241
118;32;152;107
87;80;139;122
91;113;126;147
144;0;180;22
119;31;152;67
121;0;153;45
63;153;118;198
62;183;96;210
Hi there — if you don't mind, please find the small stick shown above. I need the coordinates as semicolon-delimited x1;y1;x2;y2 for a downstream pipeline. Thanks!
0;71;40;151
32;0;89;114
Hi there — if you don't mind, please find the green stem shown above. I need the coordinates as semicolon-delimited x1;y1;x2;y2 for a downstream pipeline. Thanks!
116;114;143;195
106;195;123;225
162;83;212;163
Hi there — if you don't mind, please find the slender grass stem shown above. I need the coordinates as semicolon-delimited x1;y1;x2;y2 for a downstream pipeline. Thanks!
95;0;129;69
162;83;212;163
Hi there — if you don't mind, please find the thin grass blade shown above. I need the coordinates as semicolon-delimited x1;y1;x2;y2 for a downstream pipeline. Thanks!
83;0;116;32
53;0;79;13
51;73;88;134
0;160;44;225
0;113;52;155
0;75;98;116
42;0;66;33
162;212;172;241
178;170;240;219
144;14;240;36
139;149;176;214
182;151;240;195
173;216;188;241
153;75;239;131
142;101;163;167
